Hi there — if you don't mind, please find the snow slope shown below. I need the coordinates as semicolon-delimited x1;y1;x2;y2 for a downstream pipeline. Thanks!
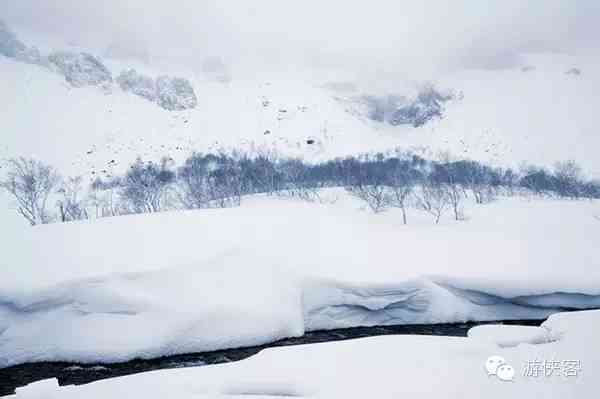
1;191;599;366
13;309;600;398
1;51;600;179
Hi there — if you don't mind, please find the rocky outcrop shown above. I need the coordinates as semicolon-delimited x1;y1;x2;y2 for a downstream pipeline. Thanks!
0;20;42;64
116;70;198;111
48;51;113;88
156;76;198;111
389;88;453;127
363;86;454;127
116;69;157;102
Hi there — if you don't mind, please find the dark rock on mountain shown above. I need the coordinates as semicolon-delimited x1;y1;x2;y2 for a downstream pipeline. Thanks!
390;87;452;127
364;86;454;128
48;51;112;88
0;20;42;64
116;69;157;102
156;76;198;111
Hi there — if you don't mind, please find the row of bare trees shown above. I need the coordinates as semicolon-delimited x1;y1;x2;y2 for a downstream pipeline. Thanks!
1;152;599;226
341;155;600;224
344;157;461;224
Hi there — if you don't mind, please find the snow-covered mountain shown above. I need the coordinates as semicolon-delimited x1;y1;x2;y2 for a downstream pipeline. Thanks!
1;21;599;180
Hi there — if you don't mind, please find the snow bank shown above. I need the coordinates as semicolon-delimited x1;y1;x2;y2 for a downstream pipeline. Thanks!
13;309;600;398
467;324;559;348
1;192;599;366
0;253;303;366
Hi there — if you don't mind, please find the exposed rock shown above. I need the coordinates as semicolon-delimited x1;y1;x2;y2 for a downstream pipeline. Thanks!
566;68;581;76
363;95;405;123
0;20;42;64
0;20;25;58
363;86;454;128
117;70;198;111
156;76;197;111
390;88;452;127
116;69;157;102
48;51;112;88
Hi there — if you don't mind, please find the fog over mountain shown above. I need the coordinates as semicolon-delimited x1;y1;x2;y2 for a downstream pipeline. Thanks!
1;1;600;176
2;0;599;80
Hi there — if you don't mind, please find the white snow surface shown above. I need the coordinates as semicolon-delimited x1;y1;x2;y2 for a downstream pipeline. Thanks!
1;191;599;367
12;309;600;398
2;32;600;371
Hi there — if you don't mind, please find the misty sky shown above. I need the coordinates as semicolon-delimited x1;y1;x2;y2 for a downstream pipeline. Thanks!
2;0;599;75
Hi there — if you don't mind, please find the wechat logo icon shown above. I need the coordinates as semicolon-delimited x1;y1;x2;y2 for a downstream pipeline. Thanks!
485;356;515;382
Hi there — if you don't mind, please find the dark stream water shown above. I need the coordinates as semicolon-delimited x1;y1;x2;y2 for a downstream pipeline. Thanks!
0;319;544;396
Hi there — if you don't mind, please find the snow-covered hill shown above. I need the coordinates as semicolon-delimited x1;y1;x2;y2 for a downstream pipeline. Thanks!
1;25;599;180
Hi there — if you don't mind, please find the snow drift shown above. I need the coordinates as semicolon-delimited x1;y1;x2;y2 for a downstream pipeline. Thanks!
1;192;599;367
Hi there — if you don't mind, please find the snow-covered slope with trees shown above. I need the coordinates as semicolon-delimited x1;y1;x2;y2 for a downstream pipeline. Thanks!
1;21;599;179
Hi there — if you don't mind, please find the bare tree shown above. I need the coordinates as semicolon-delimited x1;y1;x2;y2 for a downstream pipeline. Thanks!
554;160;582;199
176;153;212;209
430;158;465;221
89;177;124;218
519;164;556;197
461;162;491;204
345;155;391;213
416;183;449;224
121;157;175;213
177;153;243;209
277;158;322;202
0;157;60;225
347;183;389;213
57;176;88;222
205;157;242;208
387;165;416;224
444;182;464;221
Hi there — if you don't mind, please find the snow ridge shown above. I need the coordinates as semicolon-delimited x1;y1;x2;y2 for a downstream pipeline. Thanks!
1;270;599;367
303;278;591;331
